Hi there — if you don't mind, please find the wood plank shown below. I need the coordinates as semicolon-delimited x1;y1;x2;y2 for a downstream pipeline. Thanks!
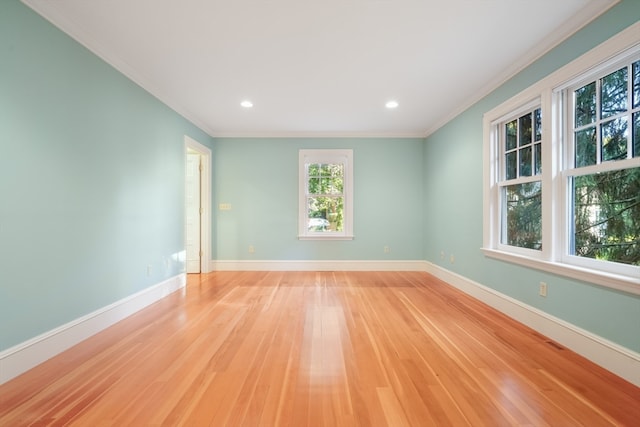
0;271;638;426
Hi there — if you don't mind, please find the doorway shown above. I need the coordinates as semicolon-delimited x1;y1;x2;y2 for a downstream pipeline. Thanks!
184;136;211;274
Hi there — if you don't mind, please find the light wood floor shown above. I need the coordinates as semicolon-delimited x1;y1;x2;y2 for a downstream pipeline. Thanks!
1;271;638;426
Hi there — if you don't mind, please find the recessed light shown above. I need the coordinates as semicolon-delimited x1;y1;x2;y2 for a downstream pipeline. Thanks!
240;100;253;108
385;100;399;109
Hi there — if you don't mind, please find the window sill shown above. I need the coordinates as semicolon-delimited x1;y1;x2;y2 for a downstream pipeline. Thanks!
481;248;640;296
298;234;354;241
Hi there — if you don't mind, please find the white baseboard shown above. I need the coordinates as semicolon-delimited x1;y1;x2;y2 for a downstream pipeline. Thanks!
423;262;640;387
211;259;430;271
0;274;186;385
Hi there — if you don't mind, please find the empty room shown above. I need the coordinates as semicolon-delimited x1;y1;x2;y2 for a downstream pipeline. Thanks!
1;0;639;425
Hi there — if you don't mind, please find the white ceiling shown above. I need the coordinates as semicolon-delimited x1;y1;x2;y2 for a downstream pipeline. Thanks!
23;0;616;138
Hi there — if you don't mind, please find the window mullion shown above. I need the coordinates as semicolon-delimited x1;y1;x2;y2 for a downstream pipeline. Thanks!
542;89;556;261
627;63;634;159
595;78;602;164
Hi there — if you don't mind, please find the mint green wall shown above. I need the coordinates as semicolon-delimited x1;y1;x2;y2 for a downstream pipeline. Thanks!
0;1;213;350
2;0;638;360
213;138;424;261
423;0;640;352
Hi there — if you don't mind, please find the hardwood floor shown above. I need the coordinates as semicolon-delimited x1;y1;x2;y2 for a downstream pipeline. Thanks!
1;271;638;426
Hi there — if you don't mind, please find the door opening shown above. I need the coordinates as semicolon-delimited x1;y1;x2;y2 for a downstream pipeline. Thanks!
184;136;211;274
185;150;201;273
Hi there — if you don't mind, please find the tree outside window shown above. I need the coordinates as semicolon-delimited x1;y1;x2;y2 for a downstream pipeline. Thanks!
569;61;640;266
500;107;543;251
298;150;353;240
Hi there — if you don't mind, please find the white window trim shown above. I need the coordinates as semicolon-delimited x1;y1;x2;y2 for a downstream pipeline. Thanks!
298;149;354;240
483;21;640;296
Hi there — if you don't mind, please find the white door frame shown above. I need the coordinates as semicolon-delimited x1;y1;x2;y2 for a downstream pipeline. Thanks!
184;135;212;274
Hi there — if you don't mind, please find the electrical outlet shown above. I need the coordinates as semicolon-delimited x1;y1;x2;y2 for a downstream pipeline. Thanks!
384;246;391;253
248;245;255;254
539;282;548;297
219;203;232;211
450;254;455;264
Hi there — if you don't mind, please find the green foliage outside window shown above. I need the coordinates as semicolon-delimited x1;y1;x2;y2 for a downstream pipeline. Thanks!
501;108;543;250
306;163;344;231
570;61;640;266
573;168;640;266
504;183;542;250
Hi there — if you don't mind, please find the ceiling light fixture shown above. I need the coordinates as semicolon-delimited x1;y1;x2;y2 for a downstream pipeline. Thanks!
240;100;253;108
385;100;399;109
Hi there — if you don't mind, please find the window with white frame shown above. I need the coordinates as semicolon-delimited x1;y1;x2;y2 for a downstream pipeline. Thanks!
483;24;640;294
298;149;353;240
499;105;543;252
563;57;640;272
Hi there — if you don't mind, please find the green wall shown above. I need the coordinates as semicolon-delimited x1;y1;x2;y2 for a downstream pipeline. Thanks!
423;0;640;352
0;0;213;350
213;137;424;261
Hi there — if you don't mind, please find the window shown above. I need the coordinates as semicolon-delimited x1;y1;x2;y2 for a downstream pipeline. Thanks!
299;149;353;240
564;60;640;271
483;23;640;295
499;106;543;251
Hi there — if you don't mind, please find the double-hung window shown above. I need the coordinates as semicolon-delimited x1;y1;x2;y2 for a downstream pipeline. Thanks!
298;149;354;240
483;23;640;294
562;58;640;275
498;105;543;253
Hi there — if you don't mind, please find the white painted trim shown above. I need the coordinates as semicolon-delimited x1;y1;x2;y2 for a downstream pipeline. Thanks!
482;248;640;296
211;131;427;139
298;149;354;240
297;235;355;241
423;262;640;387
211;259;429;272
184;136;212;274
0;274;186;385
